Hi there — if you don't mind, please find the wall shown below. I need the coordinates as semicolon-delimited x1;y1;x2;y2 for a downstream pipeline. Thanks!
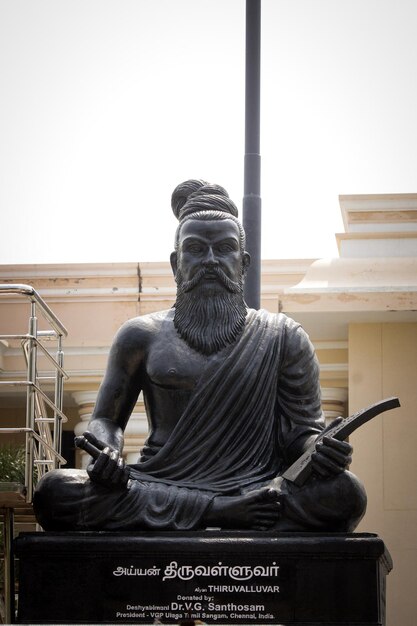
349;323;417;626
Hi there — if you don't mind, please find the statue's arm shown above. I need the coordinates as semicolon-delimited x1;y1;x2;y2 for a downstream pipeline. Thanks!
277;318;352;477
80;318;151;488
87;318;148;454
277;319;324;466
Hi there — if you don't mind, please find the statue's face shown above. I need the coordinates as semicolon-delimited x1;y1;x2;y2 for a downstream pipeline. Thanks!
172;217;249;353
173;218;248;289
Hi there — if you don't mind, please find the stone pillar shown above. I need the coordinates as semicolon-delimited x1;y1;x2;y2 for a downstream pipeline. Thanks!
72;391;149;469
0;339;7;372
321;387;348;426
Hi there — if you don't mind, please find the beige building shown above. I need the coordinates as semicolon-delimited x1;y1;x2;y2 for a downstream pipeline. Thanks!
0;193;416;625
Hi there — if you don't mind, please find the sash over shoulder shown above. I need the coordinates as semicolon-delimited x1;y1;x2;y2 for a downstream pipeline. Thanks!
129;310;285;493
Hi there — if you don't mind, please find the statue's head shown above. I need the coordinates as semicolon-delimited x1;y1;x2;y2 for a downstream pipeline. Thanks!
170;179;250;288
169;179;250;355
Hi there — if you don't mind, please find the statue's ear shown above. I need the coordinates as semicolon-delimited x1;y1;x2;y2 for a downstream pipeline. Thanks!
242;251;251;275
170;251;178;277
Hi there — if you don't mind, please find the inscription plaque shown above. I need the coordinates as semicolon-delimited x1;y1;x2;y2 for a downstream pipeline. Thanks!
15;531;392;625
106;557;292;623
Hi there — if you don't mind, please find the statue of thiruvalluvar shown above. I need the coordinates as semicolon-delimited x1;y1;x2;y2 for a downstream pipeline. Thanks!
34;180;367;532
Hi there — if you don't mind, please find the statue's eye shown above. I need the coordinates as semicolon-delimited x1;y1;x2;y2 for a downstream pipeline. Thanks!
187;244;203;254
217;243;235;254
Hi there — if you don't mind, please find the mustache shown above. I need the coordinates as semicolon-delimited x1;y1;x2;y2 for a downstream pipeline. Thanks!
179;266;242;294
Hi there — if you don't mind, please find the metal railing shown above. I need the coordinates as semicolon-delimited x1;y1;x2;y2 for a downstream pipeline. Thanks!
0;284;69;623
0;284;68;501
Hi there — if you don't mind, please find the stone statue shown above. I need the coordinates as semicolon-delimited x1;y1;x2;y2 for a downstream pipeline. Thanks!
34;180;367;532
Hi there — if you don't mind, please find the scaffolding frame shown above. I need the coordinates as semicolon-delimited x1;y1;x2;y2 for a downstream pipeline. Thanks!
0;284;68;623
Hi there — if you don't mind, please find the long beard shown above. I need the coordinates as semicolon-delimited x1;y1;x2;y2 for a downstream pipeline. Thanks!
173;267;247;355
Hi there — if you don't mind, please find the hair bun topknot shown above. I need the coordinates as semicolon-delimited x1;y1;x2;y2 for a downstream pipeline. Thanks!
171;180;207;220
171;179;239;221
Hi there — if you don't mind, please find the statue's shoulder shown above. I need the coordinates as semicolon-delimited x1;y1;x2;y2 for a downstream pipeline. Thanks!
113;309;173;349
252;309;313;352
251;309;300;333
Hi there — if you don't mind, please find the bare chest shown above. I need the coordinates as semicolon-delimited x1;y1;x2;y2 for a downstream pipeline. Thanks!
145;329;222;390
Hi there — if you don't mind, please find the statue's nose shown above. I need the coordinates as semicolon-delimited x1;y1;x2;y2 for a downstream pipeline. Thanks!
202;247;218;266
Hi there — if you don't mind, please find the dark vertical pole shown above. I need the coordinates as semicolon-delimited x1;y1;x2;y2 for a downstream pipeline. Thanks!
243;0;261;309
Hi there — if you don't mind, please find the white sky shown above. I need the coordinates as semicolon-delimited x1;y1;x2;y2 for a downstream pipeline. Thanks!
1;0;416;265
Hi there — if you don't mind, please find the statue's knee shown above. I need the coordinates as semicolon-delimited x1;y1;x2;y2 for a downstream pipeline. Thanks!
33;469;86;530
34;469;64;504
338;471;367;531
33;470;61;527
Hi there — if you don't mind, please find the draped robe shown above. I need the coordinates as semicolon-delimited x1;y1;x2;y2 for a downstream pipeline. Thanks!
131;309;324;492
34;310;336;531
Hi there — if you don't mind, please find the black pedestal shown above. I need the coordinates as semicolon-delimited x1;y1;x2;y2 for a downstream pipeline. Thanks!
15;531;392;625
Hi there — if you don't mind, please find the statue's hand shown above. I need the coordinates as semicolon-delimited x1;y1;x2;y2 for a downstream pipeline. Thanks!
311;417;353;479
83;431;130;489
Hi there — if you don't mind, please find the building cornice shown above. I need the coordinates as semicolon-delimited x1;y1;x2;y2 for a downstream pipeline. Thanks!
0;262;140;278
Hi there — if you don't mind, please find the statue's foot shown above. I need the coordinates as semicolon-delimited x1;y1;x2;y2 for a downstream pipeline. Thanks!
205;488;281;530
